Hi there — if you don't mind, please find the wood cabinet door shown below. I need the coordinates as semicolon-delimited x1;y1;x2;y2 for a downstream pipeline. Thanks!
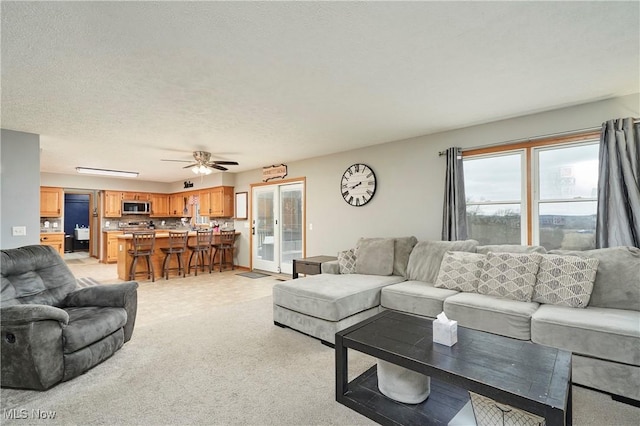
169;193;188;217
199;190;212;216
104;191;123;217
40;233;64;256
122;192;150;201
107;232;121;262
211;186;234;217
40;187;63;217
150;194;170;217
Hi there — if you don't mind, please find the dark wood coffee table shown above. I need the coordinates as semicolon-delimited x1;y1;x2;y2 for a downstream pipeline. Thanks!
336;310;572;426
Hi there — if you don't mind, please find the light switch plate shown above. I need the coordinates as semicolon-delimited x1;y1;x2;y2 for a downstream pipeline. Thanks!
12;226;27;236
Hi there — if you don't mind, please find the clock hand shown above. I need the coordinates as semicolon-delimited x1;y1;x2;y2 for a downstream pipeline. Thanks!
350;182;362;190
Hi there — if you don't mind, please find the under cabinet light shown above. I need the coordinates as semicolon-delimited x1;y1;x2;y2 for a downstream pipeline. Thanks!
76;167;139;178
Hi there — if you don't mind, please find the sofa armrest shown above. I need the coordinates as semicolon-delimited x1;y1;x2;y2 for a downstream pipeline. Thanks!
64;281;139;342
0;304;69;326
321;260;340;274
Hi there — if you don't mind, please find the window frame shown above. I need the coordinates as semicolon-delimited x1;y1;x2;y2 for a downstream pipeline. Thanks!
463;130;600;246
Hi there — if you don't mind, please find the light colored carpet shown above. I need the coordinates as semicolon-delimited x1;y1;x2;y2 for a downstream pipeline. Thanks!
1;276;639;425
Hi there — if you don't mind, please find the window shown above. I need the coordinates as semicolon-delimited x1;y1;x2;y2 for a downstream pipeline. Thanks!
463;133;600;250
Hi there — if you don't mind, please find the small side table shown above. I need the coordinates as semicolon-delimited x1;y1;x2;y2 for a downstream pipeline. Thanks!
292;255;337;279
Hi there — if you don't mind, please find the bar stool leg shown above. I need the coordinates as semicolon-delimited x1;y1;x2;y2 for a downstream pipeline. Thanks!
129;256;138;281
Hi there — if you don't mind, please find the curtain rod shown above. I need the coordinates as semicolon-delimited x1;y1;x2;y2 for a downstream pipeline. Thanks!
437;118;640;156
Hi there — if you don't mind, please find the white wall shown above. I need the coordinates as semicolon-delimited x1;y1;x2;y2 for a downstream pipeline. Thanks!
1;129;41;248
231;93;639;267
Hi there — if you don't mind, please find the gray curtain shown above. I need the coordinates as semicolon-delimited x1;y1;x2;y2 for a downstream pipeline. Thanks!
596;117;640;248
442;147;468;241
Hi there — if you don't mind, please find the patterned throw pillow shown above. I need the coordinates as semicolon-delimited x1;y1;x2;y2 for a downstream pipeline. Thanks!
478;252;541;302
337;249;357;274
434;251;486;292
533;254;599;308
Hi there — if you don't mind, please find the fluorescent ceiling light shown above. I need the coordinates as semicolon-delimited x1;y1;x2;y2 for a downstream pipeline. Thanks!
76;167;139;178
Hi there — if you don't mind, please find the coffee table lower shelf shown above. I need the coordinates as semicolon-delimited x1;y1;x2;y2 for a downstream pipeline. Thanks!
341;365;472;426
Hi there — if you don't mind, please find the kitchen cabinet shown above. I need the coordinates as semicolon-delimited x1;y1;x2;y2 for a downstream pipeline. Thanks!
149;193;170;217
211;186;234;217
40;232;64;256
122;192;150;201
104;191;123;217
103;231;123;263
198;189;212;216
199;186;234;217
40;186;64;217
169;193;188;217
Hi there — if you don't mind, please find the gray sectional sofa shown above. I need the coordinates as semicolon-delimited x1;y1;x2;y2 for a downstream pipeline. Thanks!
272;237;640;403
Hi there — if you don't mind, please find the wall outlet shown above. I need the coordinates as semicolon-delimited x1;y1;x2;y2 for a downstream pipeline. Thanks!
12;226;27;236
309;223;313;231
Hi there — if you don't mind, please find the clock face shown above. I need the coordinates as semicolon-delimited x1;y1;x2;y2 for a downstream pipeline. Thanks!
341;163;377;207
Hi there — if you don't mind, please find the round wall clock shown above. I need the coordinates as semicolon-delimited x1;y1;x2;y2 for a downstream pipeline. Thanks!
340;163;377;207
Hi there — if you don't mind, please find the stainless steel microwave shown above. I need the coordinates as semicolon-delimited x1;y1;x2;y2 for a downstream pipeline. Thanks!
122;201;151;215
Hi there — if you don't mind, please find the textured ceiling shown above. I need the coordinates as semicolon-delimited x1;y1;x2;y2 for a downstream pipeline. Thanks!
2;1;639;183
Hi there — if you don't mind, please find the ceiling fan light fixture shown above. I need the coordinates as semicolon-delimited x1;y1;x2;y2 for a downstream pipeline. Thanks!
192;164;212;175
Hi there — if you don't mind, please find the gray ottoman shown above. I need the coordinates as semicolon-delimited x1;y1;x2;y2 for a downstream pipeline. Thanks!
273;273;405;344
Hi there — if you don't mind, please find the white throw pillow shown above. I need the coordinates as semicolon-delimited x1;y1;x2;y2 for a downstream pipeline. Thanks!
532;254;599;308
337;249;357;274
477;252;541;302
434;251;485;292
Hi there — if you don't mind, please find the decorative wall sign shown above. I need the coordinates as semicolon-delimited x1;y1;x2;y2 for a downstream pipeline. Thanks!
235;192;248;220
263;164;288;182
183;181;194;188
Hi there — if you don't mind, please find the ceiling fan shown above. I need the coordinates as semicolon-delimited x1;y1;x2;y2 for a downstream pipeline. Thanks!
161;151;239;174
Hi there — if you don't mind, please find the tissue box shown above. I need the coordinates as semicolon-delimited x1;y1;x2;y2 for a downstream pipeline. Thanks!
433;319;458;346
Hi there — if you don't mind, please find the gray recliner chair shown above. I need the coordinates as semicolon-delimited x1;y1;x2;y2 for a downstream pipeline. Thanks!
1;245;138;390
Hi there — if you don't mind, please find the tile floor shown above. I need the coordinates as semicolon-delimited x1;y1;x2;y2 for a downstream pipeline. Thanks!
63;254;288;328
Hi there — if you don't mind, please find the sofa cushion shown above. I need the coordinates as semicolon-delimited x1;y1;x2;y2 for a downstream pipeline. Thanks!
476;245;547;255
434;252;485;292
272;273;404;322
353;236;418;277
406;240;479;284
532;254;599;308
393;236;419;278
381;281;458;318
549;246;640;311
62;306;127;353
355;238;394;276
531;304;640;366
478;252;541;302
337;249;357;274
444;292;539;340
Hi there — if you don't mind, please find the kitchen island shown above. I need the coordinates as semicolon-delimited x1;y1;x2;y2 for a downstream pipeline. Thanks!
116;230;240;280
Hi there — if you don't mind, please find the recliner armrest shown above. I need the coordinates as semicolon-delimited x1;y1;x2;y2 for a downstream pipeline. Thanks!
63;281;139;343
63;281;138;308
0;304;69;325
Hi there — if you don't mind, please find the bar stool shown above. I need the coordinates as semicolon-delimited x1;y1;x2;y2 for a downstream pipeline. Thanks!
187;229;213;276
160;231;189;280
211;229;236;272
128;231;156;282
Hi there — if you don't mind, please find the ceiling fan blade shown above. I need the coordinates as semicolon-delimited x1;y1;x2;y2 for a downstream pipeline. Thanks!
182;163;199;169
210;164;228;171
212;161;239;165
161;159;193;163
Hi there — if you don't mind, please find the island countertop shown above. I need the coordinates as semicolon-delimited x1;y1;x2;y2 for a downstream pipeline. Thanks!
116;231;240;280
